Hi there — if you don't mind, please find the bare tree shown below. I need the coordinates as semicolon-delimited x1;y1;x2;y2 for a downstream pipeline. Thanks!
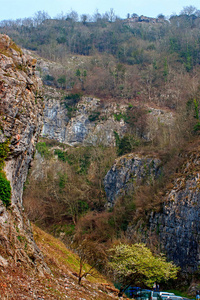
33;10;50;26
92;9;102;22
81;14;88;25
180;5;197;16
72;237;107;284
108;8;116;22
66;10;79;22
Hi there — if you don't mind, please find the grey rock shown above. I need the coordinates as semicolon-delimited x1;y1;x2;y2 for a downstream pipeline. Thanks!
41;94;127;146
0;34;48;273
126;150;200;273
149;170;200;272
104;153;162;206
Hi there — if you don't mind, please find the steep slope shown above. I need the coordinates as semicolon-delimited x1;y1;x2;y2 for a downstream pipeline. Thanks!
0;34;46;272
0;224;119;299
149;142;200;272
42;91;127;146
0;35;121;299
104;153;161;206
124;141;200;273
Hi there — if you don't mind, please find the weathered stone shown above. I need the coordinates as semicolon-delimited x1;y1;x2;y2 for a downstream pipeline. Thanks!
41;93;127;146
148;150;200;272
0;34;48;273
104;153;162;206
126;148;200;273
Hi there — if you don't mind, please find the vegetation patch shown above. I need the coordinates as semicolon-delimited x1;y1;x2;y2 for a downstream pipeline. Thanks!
32;224;107;284
0;171;11;207
54;148;91;174
36;141;51;159
0;139;11;207
113;112;127;122
54;149;69;163
0;139;10;169
88;111;100;122
62;93;82;119
114;131;140;156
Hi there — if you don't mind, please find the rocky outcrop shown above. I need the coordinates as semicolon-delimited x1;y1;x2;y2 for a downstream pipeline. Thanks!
124;15;166;25
0;34;47;272
41;87;175;147
148;148;200;272
104;153;162;206
42;91;127;146
41;89;69;142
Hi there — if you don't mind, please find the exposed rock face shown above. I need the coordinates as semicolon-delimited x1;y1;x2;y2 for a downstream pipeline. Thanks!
149;149;200;272
42;89;69;143
42;91;127;146
104;153;162;206
42;95;175;146
0;34;47;272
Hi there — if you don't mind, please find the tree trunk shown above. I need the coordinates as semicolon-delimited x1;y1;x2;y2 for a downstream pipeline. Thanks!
118;287;124;297
78;260;83;285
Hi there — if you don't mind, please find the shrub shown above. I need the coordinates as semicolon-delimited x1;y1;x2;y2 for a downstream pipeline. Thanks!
114;132;139;156
63;93;82;119
64;93;82;101
193;122;200;132
0;171;11;207
113;112;127;122
54;149;76;166
88;111;100;122
36;142;51;159
57;75;66;87
117;135;140;156
0;139;10;169
54;149;69;162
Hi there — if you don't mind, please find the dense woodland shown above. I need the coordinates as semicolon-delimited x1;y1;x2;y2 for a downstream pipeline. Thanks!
1;6;200;291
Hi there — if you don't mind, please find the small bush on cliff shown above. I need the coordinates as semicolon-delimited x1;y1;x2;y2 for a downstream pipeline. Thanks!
88;111;100;122
0;171;11;207
36;142;51;159
0;139;11;207
0;139;10;169
54;149;69;162
114;132;140;156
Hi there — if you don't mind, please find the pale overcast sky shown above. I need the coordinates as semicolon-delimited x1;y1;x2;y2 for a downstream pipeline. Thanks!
0;0;200;21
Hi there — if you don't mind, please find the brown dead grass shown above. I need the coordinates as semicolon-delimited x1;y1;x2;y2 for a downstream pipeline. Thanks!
0;224;121;300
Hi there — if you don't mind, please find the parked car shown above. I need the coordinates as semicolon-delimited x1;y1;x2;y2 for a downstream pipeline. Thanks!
136;289;152;300
151;291;175;300
166;296;184;300
158;295;175;300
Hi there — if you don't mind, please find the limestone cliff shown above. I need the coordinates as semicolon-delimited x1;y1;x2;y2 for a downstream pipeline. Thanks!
41;86;174;147
148;146;200;272
104;153;162;206
42;89;127;146
105;145;200;273
0;34;46;272
33;54;174;146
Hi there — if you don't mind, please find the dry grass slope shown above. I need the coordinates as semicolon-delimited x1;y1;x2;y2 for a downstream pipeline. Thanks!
0;224;120;300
